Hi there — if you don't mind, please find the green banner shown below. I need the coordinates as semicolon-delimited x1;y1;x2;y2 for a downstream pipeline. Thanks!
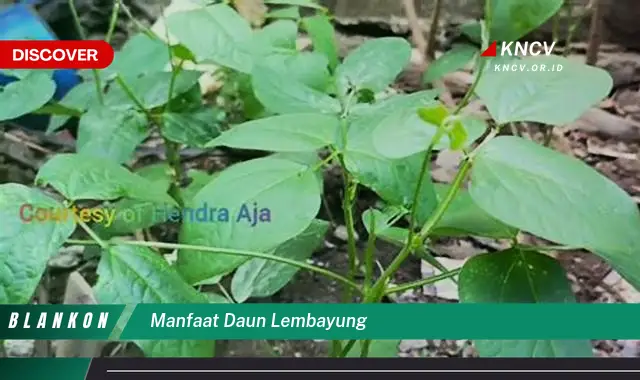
119;303;640;340
0;305;124;339
3;303;640;341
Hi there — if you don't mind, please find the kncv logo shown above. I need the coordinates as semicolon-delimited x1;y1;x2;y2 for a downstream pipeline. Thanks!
480;41;563;73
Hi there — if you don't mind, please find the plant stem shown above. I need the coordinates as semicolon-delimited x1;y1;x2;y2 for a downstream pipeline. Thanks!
417;162;471;239
363;215;377;290
384;268;461;295
162;47;186;207
105;0;121;44
338;269;462;357
164;139;186;207
77;219;108;249
117;0;159;39
341;176;358;303
68;0;104;104
114;75;146;111
65;239;362;293
312;151;338;172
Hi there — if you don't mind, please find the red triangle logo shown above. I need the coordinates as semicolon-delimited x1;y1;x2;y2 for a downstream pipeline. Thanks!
481;41;497;57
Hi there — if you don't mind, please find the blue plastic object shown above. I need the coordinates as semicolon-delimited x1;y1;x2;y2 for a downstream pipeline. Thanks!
0;3;81;130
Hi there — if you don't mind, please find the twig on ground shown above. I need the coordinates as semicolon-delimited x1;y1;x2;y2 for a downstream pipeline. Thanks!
2;132;53;155
586;0;603;65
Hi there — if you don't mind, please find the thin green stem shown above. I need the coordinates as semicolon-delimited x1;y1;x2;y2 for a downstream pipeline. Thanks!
363;215;377;290
339;268;461;358
77;220;108;249
384;269;461;295
105;0;121;44
117;0;159;39
359;339;371;358
65;239;362;293
114;75;147;112
68;0;104;104
341;177;359;303
68;0;87;40
417;163;471;239
163;59;186;207
312;151;338;172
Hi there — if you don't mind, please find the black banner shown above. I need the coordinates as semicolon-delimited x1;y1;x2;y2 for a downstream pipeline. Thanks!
85;358;640;380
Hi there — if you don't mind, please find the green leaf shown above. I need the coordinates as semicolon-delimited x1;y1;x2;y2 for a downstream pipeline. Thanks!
93;168;211;238
345;93;440;221
266;6;300;20
362;208;409;246
263;0;324;9
489;0;563;42
432;184;518;239
261;51;331;91
423;44;478;83
47;81;101;134
230;219;329;302
94;245;214;357
302;14;339;70
0;69;53;80
177;157;322;284
36;154;176;205
183;169;217;202
346;340;399;357
253;20;298;54
476;56;613;125
136;164;173;191
459;248;593;357
105;70;201;110
166;4;253;73
161;107;223;147
372;103;486;159
251;64;341;114
207;113;340;152
77;106;149;164
0;184;76;304
92;198;172;238
448;120;468;150
335;37;412;95
470;136;640;288
0;71;56;121
100;33;170;82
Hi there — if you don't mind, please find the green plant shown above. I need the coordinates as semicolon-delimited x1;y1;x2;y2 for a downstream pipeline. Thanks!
1;0;638;358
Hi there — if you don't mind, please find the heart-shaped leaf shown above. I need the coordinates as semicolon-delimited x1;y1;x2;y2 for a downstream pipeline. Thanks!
252;64;341;114
423;44;478;84
36;154;176;205
207;113;340;152
94;244;214;357
459;248;593;357
0;184;76;304
231;219;329;302
77;106;149;164
166;4;253;72
177;157;322;283
0;71;56;121
470;136;640;288
335;37;412;95
476;56;613;125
